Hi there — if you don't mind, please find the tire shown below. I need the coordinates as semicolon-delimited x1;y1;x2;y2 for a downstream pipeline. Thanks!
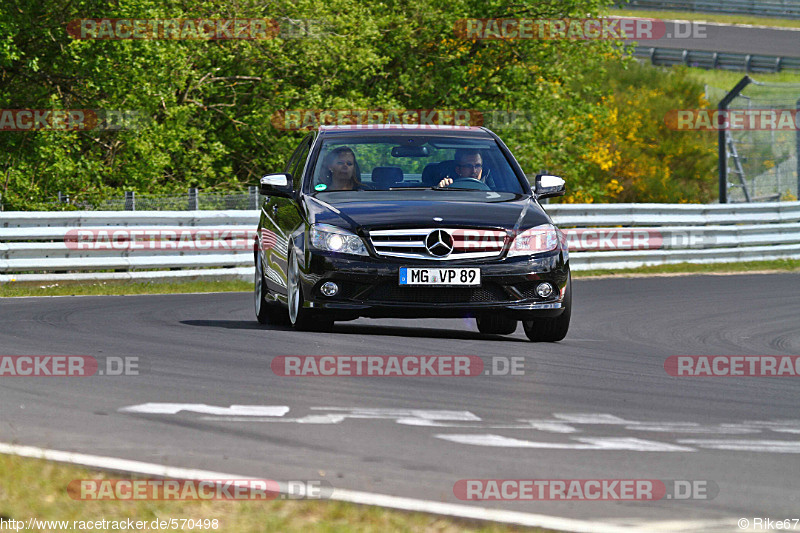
522;274;571;342
255;251;284;325
287;248;333;331
476;315;517;335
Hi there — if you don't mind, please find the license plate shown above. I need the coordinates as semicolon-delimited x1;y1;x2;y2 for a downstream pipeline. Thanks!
399;267;480;286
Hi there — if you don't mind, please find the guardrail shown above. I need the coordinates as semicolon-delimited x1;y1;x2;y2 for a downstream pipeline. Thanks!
547;202;800;269
0;211;258;283
1;203;799;282
633;47;800;72
618;0;800;19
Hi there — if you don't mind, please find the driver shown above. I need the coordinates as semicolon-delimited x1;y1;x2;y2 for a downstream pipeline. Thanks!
437;149;484;188
322;146;362;190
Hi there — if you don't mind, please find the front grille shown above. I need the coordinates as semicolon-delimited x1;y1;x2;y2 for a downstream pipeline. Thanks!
369;228;506;261
366;282;509;304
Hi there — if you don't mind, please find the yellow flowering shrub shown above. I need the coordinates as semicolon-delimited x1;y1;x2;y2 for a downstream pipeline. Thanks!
564;61;718;203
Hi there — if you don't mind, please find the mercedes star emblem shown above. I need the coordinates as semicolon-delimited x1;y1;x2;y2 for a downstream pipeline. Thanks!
425;229;454;257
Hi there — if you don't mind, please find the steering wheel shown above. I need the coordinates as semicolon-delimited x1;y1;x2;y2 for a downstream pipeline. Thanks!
449;177;491;191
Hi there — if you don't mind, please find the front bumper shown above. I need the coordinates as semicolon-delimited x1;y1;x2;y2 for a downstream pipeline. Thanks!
300;249;569;319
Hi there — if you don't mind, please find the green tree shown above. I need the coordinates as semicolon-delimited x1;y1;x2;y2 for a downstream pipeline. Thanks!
0;0;621;210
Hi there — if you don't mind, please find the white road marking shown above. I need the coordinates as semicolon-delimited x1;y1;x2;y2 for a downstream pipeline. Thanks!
622;423;760;434
0;441;735;533
553;413;631;424
512;420;580;433
435;434;695;452
117;406;800;454
208;409;481;425
198;415;347;423
119;405;481;425
119;403;290;416
308;407;480;420
396;419;582;432
678;440;800;453
741;421;800;434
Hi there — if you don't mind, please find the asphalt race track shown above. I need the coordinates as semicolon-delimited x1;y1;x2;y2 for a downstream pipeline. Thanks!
625;20;800;58
1;273;799;531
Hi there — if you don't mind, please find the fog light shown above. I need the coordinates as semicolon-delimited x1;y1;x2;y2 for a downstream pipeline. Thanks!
536;282;554;298
320;281;339;297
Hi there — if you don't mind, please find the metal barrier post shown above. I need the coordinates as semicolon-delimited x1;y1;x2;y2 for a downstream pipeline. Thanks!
124;191;135;211
249;186;259;209
188;187;199;210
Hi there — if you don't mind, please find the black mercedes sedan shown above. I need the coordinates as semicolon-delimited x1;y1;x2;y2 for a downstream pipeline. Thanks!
254;125;571;341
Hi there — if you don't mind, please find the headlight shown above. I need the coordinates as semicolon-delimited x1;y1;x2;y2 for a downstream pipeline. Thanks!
310;224;368;256
508;224;559;256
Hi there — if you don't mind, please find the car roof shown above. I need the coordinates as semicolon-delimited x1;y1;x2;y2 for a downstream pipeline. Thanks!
318;124;495;138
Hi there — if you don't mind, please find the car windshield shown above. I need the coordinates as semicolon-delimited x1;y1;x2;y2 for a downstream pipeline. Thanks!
308;135;527;195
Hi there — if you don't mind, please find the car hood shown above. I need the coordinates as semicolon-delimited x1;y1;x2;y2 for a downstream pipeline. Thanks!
305;193;551;232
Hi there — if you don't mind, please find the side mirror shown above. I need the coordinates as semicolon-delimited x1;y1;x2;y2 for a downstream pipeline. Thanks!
534;174;565;199
259;173;293;198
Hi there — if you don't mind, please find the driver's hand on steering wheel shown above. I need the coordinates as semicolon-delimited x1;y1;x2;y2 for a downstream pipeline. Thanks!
437;177;454;187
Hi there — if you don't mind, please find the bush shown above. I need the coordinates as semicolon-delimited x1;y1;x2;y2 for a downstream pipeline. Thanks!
561;60;718;203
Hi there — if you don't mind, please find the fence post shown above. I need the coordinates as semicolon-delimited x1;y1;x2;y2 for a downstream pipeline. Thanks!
188;187;199;210
718;76;752;204
125;191;135;211
796;97;800;201
249;186;259;209
58;191;70;204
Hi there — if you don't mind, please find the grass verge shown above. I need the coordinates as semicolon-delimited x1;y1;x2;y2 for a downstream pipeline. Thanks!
574;258;800;277
0;453;542;533
0;260;798;298
0;280;252;297
608;7;800;28
681;67;800;90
